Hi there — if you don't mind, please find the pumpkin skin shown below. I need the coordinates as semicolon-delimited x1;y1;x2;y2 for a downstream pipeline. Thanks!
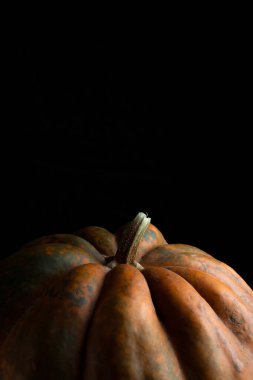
0;217;253;379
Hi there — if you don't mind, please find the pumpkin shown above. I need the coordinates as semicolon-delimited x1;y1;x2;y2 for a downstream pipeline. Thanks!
0;212;252;379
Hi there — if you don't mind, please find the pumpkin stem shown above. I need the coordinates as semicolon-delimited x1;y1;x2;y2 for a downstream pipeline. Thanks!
107;212;151;269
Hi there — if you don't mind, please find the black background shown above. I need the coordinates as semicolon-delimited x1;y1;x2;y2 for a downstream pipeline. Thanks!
3;21;252;287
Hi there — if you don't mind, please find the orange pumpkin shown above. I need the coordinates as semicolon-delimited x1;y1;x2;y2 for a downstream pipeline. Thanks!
0;212;252;379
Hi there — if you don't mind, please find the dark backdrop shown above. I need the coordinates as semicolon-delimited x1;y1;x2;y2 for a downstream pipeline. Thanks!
3;30;252;287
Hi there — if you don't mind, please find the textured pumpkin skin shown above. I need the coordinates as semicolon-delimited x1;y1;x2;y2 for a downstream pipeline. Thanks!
0;222;253;379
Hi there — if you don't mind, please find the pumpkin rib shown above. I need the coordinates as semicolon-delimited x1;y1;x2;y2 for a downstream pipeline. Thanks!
143;266;253;380
0;243;105;341
145;243;213;257
75;226;118;257
165;265;253;311
165;265;253;350
1;243;104;268
22;233;95;251
83;264;185;380
141;246;253;301
0;262;97;350
0;263;109;380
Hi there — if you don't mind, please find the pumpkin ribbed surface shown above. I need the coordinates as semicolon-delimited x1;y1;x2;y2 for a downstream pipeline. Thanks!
0;216;252;379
